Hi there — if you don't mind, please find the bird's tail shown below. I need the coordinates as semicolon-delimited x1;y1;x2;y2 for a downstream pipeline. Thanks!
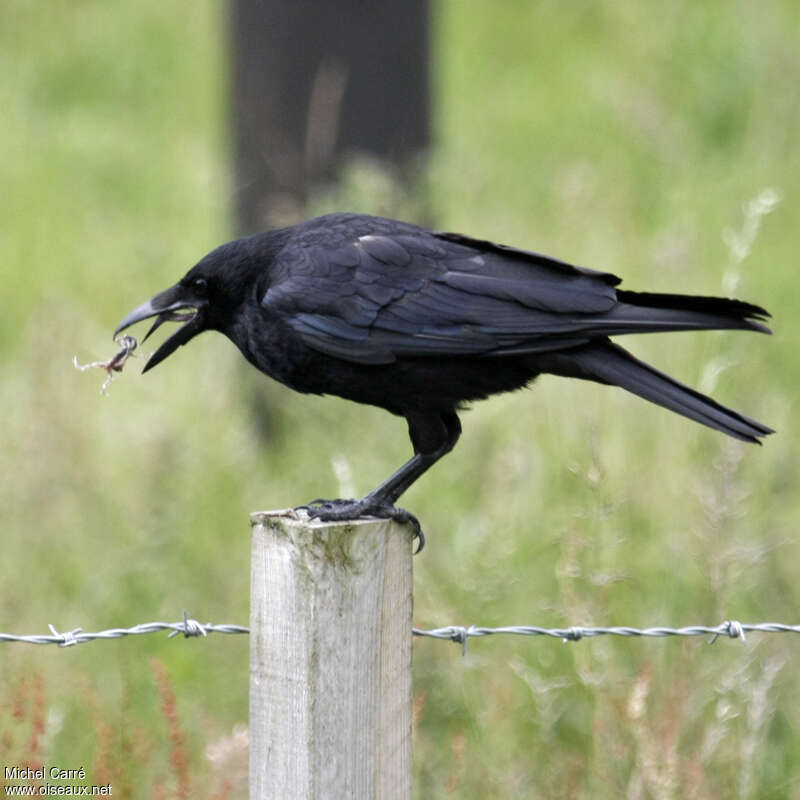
606;290;772;336
541;339;773;443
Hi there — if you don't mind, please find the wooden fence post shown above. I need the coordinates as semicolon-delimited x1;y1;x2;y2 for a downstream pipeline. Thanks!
250;510;414;800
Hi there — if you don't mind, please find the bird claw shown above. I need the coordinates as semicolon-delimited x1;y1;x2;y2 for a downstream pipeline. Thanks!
300;498;356;513
296;498;425;553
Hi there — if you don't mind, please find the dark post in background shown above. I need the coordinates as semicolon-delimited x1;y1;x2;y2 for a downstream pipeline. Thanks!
229;0;430;234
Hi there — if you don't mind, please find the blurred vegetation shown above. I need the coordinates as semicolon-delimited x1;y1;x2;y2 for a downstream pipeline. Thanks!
1;1;799;797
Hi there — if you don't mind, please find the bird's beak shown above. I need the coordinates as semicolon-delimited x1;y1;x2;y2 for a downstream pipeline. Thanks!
115;283;208;372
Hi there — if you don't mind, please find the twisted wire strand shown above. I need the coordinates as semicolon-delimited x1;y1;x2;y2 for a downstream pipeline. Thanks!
2;615;799;650
0;614;248;647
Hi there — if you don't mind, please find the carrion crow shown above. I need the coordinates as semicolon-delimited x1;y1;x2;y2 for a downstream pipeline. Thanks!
116;213;772;542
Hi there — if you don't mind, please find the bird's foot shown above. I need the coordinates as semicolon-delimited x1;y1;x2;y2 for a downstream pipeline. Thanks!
297;498;425;553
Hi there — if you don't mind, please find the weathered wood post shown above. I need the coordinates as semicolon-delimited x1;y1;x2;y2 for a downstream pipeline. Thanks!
250;510;414;800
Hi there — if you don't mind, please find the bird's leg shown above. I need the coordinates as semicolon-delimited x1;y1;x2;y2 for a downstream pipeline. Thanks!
299;452;437;551
299;411;462;552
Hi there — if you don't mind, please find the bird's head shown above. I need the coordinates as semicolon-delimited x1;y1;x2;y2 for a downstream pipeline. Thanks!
114;238;262;372
114;272;211;372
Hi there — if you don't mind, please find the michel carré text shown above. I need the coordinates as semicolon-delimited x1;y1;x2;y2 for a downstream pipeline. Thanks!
4;766;87;780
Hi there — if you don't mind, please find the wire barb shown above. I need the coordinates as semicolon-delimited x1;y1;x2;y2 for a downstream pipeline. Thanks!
562;626;585;642
709;619;747;644
47;624;84;647
167;611;209;639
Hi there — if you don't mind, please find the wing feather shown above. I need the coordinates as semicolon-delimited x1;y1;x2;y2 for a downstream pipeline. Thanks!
261;216;627;364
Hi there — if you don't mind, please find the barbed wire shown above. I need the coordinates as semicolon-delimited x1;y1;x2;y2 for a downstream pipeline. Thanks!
1;613;799;651
412;621;800;655
0;612;248;647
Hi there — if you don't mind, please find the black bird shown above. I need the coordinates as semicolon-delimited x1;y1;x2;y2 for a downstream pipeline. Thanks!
116;212;772;540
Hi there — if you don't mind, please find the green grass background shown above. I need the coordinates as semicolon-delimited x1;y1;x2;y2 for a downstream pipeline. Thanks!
1;1;799;797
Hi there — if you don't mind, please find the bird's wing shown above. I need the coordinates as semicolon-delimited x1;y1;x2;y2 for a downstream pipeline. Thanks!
261;226;624;365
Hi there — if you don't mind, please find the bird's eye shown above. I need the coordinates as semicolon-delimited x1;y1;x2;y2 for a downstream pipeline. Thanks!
193;278;208;296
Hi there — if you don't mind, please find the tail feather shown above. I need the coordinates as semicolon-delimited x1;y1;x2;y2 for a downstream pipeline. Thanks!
607;291;772;336
544;340;773;443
